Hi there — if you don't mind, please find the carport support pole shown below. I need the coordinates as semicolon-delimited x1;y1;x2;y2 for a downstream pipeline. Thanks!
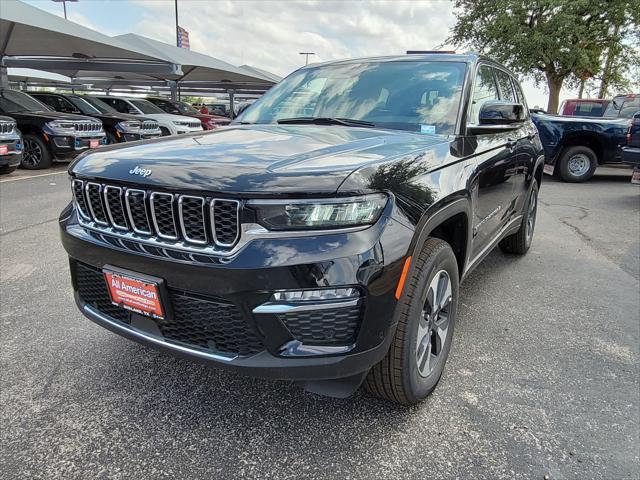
228;89;235;120
0;63;8;89
169;81;178;101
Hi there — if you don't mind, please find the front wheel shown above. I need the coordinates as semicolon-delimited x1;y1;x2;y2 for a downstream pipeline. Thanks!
22;135;52;170
365;238;459;405
499;182;538;254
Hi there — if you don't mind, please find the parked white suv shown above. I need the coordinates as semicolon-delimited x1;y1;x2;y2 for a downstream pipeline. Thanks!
94;96;202;136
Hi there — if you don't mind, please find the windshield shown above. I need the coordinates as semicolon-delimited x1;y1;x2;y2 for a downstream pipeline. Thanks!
604;96;640;119
176;102;200;115
0;89;51;113
82;96;117;114
238;61;467;134
68;96;101;115
130;99;164;115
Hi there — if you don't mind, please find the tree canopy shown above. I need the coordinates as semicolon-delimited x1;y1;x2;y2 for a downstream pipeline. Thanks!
449;0;639;112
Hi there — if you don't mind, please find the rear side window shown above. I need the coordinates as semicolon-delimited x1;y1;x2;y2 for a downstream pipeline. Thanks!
494;69;517;102
469;65;499;124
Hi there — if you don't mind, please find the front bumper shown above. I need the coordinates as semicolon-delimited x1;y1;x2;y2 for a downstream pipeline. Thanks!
60;203;413;380
50;133;107;159
0;139;23;167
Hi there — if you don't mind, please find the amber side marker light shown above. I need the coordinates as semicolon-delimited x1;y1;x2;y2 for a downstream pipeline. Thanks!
394;256;412;300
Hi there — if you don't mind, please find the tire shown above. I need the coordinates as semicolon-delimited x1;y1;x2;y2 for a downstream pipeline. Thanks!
499;182;538;254
0;165;17;175
159;127;171;136
21;134;52;170
365;238;459;405
558;146;597;182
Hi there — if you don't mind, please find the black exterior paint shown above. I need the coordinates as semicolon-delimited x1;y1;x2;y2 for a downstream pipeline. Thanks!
60;53;545;381
30;93;160;143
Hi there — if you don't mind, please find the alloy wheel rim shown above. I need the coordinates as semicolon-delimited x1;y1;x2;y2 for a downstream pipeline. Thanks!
567;153;590;176
416;269;452;378
23;139;42;167
526;188;537;242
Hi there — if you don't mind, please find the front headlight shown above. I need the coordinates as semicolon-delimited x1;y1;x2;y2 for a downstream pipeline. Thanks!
116;120;141;133
44;120;75;135
248;194;388;230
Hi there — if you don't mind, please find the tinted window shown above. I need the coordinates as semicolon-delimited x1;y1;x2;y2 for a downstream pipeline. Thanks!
240;61;467;135
130;100;164;114
469;65;499;124
603;96;640;118
67;96;101;115
0;90;50;113
511;77;529;116
495;69;517;102
83;96;118;114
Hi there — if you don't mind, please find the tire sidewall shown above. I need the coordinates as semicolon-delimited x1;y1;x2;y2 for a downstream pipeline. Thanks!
524;181;539;250
402;244;459;402
22;134;52;170
560;146;597;182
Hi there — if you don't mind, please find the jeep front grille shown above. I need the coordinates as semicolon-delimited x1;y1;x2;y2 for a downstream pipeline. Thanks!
74;121;102;133
73;179;241;250
0;121;15;134
141;120;159;132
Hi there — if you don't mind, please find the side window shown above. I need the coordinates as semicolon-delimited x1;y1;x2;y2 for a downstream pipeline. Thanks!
510;77;529;117
37;96;57;110
469;65;499;125
494;69;517;102
58;97;78;113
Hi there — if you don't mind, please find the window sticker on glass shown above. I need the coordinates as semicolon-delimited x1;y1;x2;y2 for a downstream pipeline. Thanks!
420;124;436;134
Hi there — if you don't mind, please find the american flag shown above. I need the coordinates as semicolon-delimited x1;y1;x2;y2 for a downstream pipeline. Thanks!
177;26;190;49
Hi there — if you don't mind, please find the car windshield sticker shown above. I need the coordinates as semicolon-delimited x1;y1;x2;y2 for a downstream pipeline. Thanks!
420;124;436;134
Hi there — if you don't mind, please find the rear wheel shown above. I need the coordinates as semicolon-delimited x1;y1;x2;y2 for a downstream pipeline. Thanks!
499;182;538;254
21;135;52;170
558;146;597;182
365;238;459;405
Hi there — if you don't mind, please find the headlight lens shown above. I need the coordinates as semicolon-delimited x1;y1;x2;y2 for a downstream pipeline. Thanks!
44;120;75;135
116;120;141;133
248;194;388;230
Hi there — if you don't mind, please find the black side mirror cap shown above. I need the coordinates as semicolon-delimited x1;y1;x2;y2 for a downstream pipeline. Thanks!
468;100;526;134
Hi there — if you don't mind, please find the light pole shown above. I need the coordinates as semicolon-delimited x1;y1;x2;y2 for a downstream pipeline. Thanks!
174;0;180;47
299;52;316;66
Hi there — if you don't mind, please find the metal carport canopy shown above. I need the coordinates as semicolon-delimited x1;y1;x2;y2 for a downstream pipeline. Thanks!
0;0;181;79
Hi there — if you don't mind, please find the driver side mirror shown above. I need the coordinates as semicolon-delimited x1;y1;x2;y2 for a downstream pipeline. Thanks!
469;100;526;134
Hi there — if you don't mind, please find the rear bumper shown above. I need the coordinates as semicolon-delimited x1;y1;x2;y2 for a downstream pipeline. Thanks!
60;203;413;380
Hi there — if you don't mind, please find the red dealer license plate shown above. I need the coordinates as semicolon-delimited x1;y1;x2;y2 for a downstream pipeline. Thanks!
90;139;99;148
0;145;8;155
104;269;165;319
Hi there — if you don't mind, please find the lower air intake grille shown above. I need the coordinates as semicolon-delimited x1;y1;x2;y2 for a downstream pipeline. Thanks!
279;305;362;345
74;263;263;356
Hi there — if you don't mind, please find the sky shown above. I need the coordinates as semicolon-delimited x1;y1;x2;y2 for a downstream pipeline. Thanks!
24;0;582;108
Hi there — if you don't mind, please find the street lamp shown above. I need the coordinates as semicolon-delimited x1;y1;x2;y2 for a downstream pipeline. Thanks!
299;52;316;66
51;0;78;20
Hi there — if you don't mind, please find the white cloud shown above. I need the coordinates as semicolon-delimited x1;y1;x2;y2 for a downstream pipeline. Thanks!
130;0;456;77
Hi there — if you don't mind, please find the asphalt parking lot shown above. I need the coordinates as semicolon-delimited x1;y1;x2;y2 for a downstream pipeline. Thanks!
1;165;638;480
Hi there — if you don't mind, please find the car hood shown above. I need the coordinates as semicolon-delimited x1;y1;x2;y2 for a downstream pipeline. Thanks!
9;110;99;122
71;124;451;195
143;113;197;123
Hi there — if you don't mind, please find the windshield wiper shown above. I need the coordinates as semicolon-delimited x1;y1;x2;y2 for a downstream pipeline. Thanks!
277;117;376;128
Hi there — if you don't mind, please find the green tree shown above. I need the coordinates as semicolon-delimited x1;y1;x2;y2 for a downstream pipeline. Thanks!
449;0;638;112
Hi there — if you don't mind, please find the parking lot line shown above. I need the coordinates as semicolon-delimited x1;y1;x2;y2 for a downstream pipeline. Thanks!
0;170;68;183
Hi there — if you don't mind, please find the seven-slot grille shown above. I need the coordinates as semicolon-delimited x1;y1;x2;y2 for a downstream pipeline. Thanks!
141;120;159;132
72;179;241;249
0;121;15;134
74;121;102;133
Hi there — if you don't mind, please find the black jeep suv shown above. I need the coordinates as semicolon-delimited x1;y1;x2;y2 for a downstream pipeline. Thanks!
0;89;105;169
31;93;161;144
61;54;544;404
